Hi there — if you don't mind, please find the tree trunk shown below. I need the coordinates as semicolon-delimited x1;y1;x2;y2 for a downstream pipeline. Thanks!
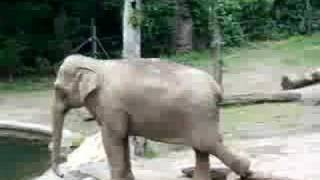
210;6;223;85
221;91;302;107
305;0;313;34
281;69;320;90
54;2;72;57
175;0;193;53
123;0;146;157
122;0;141;58
272;0;283;21
8;72;13;83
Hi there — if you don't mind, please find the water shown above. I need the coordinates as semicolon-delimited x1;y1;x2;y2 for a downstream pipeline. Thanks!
0;138;50;180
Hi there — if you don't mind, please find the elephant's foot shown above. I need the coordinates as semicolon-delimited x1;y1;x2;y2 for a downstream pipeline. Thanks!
193;149;210;180
111;172;135;180
210;142;252;178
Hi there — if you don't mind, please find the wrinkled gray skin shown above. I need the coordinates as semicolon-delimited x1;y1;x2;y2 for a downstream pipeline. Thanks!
52;55;251;180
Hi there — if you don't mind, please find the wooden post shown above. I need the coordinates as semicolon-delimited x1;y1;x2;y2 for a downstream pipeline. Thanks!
209;5;223;85
91;19;98;58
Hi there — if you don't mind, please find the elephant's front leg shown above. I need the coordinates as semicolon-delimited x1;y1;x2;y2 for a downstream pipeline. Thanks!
193;149;210;180
101;125;134;180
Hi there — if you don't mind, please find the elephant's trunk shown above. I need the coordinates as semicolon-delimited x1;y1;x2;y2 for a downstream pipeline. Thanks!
51;92;68;177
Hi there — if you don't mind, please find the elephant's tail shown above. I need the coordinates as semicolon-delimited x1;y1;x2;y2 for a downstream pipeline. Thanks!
211;80;223;103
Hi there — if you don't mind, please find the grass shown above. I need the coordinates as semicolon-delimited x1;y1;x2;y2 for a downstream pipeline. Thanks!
164;50;212;68
272;33;320;67
167;33;320;71
221;103;304;138
0;76;53;93
144;145;160;159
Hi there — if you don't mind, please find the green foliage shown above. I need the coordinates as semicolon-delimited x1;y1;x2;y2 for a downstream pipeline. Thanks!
142;0;177;56
164;50;211;68
0;39;20;67
273;33;320;67
0;0;319;77
144;145;159;159
129;9;144;28
272;0;311;34
0;39;22;80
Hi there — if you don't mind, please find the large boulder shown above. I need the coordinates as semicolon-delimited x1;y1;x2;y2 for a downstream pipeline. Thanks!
36;133;191;180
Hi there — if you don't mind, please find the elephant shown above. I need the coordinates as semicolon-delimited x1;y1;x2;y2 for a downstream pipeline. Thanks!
51;54;252;180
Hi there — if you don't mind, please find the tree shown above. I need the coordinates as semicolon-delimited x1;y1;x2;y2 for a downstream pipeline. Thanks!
122;0;142;58
122;0;147;157
209;1;222;84
305;0;312;34
175;0;193;53
53;1;72;58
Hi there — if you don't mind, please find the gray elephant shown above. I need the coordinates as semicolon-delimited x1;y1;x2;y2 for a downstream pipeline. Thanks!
51;54;251;180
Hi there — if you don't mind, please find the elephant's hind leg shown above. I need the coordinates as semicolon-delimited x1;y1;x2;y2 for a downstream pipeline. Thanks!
208;141;251;178
193;149;210;180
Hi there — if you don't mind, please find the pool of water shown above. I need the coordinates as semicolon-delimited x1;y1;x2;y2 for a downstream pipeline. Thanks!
0;138;50;180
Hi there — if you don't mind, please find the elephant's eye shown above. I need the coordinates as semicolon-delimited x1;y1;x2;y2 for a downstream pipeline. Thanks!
54;85;67;97
54;84;63;91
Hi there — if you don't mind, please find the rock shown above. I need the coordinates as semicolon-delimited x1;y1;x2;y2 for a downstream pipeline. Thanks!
36;131;320;180
65;133;107;170
182;167;232;180
64;170;99;180
36;132;191;180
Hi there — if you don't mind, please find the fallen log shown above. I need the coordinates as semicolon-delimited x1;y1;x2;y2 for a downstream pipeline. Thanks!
281;69;320;90
220;91;301;107
182;167;299;180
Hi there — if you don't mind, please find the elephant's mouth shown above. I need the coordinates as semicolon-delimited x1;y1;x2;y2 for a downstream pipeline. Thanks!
0;137;50;180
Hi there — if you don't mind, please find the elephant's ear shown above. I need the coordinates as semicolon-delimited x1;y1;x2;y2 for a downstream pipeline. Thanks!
76;68;98;102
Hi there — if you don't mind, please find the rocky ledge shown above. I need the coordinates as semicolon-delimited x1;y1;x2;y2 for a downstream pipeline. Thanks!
0;120;82;147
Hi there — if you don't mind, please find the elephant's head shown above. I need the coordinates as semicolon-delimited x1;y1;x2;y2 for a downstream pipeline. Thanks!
51;54;99;177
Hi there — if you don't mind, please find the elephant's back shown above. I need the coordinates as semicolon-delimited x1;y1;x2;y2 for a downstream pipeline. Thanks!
110;59;218;106
117;61;215;111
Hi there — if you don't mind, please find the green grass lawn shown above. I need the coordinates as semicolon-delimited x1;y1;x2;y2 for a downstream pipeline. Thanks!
221;103;303;138
272;34;320;67
167;33;320;70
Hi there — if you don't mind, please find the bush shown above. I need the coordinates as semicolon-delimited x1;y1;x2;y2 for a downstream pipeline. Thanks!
0;39;21;81
0;0;319;78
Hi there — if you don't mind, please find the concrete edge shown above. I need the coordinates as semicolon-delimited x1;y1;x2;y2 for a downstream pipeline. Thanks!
0;120;83;148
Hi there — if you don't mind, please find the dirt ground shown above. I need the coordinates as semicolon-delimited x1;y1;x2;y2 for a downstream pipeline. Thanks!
2;63;320;180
